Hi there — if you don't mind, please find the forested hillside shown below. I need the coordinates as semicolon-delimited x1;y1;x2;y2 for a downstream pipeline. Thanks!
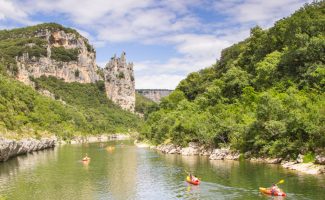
141;2;325;158
0;75;141;139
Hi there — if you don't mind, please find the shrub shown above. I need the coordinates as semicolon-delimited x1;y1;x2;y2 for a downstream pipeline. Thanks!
303;152;316;163
118;72;125;79
51;47;79;62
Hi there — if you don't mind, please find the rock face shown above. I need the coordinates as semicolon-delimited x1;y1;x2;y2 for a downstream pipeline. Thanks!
16;29;101;85
0;137;56;162
281;161;325;175
156;144;181;154
104;52;135;112
209;148;240;160
315;155;325;165
136;89;173;102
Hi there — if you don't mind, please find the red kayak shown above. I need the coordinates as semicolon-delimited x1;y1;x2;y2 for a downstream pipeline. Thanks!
186;176;200;185
259;187;286;196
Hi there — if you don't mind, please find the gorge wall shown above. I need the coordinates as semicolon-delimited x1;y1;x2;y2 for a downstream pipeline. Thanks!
136;89;173;102
4;23;136;112
104;52;135;112
16;28;101;86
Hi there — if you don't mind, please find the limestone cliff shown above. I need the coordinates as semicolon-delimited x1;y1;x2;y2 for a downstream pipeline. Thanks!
104;52;135;112
0;23;137;112
15;26;101;85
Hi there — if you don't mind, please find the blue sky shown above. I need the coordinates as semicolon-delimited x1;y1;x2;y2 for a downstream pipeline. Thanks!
0;0;310;89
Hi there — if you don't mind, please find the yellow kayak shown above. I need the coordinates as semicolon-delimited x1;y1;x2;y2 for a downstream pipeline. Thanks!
259;187;286;196
186;176;200;185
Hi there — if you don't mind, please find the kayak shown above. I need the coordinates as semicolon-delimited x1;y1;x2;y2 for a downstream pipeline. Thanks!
82;158;90;161
259;187;286;196
186;176;200;185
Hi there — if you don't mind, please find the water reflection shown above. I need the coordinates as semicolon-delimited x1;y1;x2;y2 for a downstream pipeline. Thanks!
0;141;324;200
0;148;57;189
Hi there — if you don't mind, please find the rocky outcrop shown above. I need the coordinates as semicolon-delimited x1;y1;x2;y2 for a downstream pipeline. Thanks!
104;52;135;112
281;161;325;175
9;24;137;112
0;137;56;162
16;29;101;85
136;89;173;102
315;155;325;165
181;142;200;156
249;157;282;164
156;144;181;154
209;148;240;160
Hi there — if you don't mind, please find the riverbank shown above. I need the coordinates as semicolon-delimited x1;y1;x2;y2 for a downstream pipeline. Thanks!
0;137;56;162
0;134;132;162
135;141;325;175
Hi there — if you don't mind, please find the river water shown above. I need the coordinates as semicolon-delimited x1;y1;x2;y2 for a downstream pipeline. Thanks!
0;140;324;200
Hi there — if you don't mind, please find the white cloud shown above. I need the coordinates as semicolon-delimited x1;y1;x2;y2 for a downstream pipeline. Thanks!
214;0;311;27
96;8;199;43
20;0;153;25
0;0;34;24
134;34;231;88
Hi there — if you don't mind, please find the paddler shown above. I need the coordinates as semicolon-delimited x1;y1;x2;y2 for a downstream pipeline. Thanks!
189;173;198;182
83;153;90;161
270;184;281;195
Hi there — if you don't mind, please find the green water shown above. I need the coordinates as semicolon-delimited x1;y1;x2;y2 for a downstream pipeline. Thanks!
0;140;324;200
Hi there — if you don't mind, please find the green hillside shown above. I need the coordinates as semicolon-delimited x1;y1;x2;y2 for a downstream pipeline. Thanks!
0;75;141;139
141;2;325;159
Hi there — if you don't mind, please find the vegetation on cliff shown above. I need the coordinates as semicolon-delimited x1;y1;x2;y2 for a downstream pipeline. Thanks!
141;2;325;159
51;47;79;62
0;75;141;139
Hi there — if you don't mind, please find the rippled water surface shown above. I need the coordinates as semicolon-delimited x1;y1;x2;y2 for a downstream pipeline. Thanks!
0;140;324;200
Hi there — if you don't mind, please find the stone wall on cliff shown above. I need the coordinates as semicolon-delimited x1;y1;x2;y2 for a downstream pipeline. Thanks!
136;89;173;102
104;52;135;112
16;29;101;86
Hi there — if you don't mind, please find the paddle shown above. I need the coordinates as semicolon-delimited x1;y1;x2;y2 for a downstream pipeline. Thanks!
276;179;284;185
184;170;201;181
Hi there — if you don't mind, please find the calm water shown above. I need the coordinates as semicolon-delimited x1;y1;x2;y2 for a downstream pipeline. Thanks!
0;140;324;200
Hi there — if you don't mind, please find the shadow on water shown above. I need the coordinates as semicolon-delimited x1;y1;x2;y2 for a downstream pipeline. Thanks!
0;141;324;200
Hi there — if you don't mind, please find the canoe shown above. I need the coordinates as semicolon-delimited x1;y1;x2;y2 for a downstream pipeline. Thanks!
186;176;200;185
259;187;286;196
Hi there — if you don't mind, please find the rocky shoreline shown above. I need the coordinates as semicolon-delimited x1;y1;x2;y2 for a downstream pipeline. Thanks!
0;134;131;162
0;137;57;162
135;142;325;175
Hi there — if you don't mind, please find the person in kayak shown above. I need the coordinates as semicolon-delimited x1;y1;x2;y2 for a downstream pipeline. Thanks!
189;173;198;182
270;184;281;195
83;153;90;161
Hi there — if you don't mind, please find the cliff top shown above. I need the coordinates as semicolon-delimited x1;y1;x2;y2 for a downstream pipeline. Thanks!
0;23;82;40
0;23;95;76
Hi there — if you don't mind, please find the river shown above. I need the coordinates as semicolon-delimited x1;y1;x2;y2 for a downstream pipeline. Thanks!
0;140;324;200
